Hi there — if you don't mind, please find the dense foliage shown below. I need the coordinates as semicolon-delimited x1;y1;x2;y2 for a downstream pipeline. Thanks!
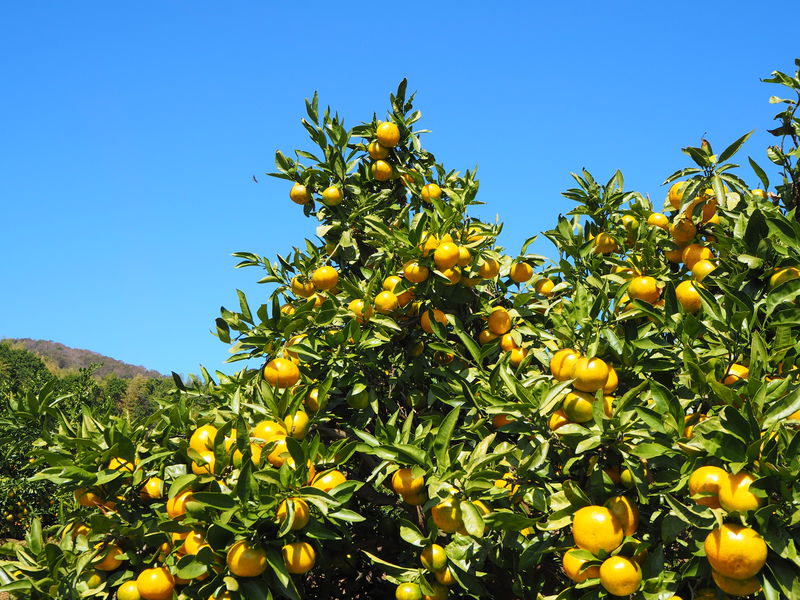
1;59;800;600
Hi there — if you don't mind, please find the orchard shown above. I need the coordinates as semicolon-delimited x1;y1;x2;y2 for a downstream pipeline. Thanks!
1;59;800;600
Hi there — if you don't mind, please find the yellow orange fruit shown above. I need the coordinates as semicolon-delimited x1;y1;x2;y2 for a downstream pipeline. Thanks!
681;243;713;270
227;540;268;577
263;358;301;388
277;498;310;530
711;570;762;596
723;363;749;385
562;390;595;423
592;232;618;254
487;307;512;335
431;498;463;533
551;349;581;381
562;547;600;583
312;469;347;493
391;468;425;496
647;212;669;229
367;140;389;159
572;505;623;555
534;278;555;296
420;309;448;334
509;262;533;283
376;121;400;148
166;489;194;519
599;556;642;596
282;541;316;574
692;259;716;282
688;466;728;509
718;471;764;513
289;183;311;205
670;218;697;244
136;567;174;600
570;357;610;393
93;543;124;571
676;280;702;313
403;260;429;283
434;242;460;270
420;544;448;571
769;266;800;288
668;181;688;209
704;523;767;580
321;185;343;206
604;495;639;536
189;424;218;453
312;265;339;290
628;276;660;304
421;183;442;203
372;160;394;181
478;258;500;278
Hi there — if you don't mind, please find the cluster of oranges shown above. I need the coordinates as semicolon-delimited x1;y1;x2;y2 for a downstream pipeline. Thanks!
547;350;617;429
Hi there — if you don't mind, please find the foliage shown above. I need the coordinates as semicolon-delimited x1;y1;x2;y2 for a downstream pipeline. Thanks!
3;62;800;600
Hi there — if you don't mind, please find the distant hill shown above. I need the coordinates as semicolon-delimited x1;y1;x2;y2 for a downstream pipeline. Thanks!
1;338;166;379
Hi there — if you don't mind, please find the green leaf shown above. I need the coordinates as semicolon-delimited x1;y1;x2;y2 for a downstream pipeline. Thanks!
433;407;460;469
718;131;754;163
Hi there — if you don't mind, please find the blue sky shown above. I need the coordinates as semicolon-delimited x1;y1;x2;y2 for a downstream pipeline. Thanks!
0;2;796;377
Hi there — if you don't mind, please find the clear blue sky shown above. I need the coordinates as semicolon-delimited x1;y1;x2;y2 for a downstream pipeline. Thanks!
0;2;795;377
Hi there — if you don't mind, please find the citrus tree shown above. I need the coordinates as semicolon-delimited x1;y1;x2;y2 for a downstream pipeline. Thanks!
2;61;800;600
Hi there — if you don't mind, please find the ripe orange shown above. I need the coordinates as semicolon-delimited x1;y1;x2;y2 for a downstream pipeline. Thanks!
550;349;581;381
367;140;390;159
263;358;301;388
191;450;216;476
421;183;442;203
376;121;400;147
628;276;660;304
277;498;310;530
372;160;394;181
562;390;595;423
74;488;102;507
499;333;519;352
116;581;141;600
572;505;623;554
509;262;533;283
599;556;642;596
289;183;311;205
421;309;448;334
688;466;728;509
603;365;618;394
549;409;570;431
665;245;686;263
692;259;716;281
647;212;669;229
434;242;460;270
321;185;343;206
391;468;425;495
723;363;749;385
312;469;347;493
403;260;430;283
166;489;195;519
419;232;439;256
456;246;471;267
136;567;174;600
291;276;315;298
282;541;316;574
374;290;398;314
676;280;702;313
311;265;339;290
108;457;135;473
670;218;697;244
431;498;463;533
604;495;639;536
478;258;500;278
189;424;218;452
592;232;618;254
704;523;767;579
487;307;512;335
253;419;287;442
562;547;600;583
226;541;268;577
478;329;498;345
435;566;456;586
284;411;309;439
508;347;528;367
668;181;688;209
93;543;124;571
420;544;448;571
718;471;764;513
769;266;800;288
440;267;461;286
396;582;423;600
534;277;555;296
570;356;610;393
711;570;762;596
681;243;713;270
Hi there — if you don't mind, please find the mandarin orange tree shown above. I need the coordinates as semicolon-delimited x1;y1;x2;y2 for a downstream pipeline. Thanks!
2;62;800;600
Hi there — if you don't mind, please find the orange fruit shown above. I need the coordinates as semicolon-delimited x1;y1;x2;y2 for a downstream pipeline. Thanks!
253;419;287;442
289;183;311;205
562;547;600;583
422;583;448;600
116;581;141;600
434;242;460;270
665;246;686;263
226;541;268;577
312;469;347;493
570;356;610;393
548;409;570;431
383;275;402;291
681;243;713;270
670;217;696;244
420;309;448;334
74;488;102;508
592;232;618;254
189;424;218;453
348;298;374;322
376;121;400;147
704;523;767;579
603;366;619;394
676;280;702;313
420;544;448;571
628;276;660;304
403;260;430;283
604;495;639;536
263;358;301;388
191;450;216;476
499;333;519;352
367;140;389;159
478;329;498;345
374;291;398;314
431;498;463;533
668;181;688;209
421;183;442;203
396;582;423;600
291;276;316;298
562;390;595;423
718;471;764;513
723;363;749;385
534;278;555;296
599;556;642;596
391;468;425;495
487;307;512;335
311;265;339;290
509;262;533;283
550;349;581;381
136;567;174;600
321;186;343;206
434;566;456;586
282;541;316;574
647;212;669;229
283;411;309;439
572;505;623;554
692;259;716;282
769;266;800;288
688;466;728;509
440;266;461;285
508;347;528;367
456;246;471;267
478;258;500;278
711;570;762;596
166;489;195;519
108;457;135;473
93;543;124;571
277;498;310;530
372;160;394;181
